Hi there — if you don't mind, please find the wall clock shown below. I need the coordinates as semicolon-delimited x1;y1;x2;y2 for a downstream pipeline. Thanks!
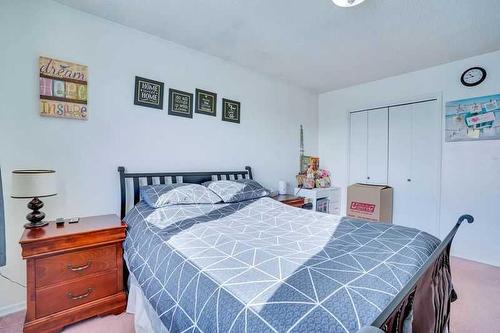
461;67;487;87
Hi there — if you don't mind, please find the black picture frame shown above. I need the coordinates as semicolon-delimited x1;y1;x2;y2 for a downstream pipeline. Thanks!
195;89;217;116
134;76;164;109
168;88;193;118
222;98;241;124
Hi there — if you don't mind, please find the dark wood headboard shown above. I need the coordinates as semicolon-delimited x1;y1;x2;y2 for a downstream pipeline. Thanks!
117;166;253;219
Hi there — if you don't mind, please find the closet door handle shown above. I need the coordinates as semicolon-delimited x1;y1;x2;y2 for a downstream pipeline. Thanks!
367;176;371;180
407;178;411;182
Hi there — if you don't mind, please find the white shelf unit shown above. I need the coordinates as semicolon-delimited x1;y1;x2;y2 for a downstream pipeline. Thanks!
294;187;341;215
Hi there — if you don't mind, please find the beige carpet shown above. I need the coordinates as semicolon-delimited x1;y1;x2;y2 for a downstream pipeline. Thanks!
1;257;499;332
449;257;500;333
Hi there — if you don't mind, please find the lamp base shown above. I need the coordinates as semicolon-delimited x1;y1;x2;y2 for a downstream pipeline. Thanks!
25;197;48;229
24;221;49;229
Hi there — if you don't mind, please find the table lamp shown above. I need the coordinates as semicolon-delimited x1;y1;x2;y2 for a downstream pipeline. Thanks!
11;170;57;229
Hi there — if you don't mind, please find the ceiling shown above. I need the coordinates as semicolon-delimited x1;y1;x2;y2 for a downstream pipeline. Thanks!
56;0;500;93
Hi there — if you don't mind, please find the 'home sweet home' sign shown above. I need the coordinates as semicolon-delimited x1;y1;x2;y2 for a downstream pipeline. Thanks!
39;56;88;120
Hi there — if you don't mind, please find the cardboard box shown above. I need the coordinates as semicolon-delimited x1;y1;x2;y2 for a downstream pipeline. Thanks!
346;183;393;223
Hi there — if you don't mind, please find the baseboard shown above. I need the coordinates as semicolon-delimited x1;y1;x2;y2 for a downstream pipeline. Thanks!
0;301;26;317
451;254;500;268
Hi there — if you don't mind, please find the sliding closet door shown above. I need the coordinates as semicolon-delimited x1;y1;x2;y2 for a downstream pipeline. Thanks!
349;108;388;185
410;101;441;236
349;111;368;184
388;105;413;229
366;108;388;184
388;100;441;236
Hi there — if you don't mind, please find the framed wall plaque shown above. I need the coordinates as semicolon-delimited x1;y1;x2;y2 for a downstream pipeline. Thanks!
195;89;217;116
222;98;241;123
134;76;164;109
168;88;193;118
39;56;88;120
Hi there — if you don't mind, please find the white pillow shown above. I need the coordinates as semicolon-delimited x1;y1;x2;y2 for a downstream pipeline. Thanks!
140;184;222;208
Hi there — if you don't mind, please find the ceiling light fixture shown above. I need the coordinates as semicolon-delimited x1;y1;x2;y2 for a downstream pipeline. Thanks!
332;0;366;7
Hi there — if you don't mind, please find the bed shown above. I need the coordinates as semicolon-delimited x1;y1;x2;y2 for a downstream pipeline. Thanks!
118;166;473;333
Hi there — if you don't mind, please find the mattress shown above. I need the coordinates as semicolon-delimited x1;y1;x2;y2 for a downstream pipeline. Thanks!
123;197;440;333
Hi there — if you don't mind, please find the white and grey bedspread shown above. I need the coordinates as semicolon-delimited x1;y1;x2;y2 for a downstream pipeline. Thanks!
124;197;440;333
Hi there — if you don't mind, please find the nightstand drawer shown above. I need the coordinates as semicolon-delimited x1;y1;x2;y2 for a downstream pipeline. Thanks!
36;270;118;318
35;245;117;287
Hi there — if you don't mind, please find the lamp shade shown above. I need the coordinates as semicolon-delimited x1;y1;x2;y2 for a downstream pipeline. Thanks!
11;170;57;199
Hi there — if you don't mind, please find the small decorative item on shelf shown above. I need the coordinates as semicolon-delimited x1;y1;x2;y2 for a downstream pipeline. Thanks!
316;169;331;188
309;157;319;171
303;168;315;189
296;158;331;189
296;174;306;187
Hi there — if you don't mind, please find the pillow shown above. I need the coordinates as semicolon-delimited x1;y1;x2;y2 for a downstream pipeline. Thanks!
140;183;222;208
204;179;270;203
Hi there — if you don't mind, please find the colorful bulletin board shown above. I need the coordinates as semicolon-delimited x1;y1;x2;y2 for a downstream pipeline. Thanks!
445;94;500;142
39;56;88;120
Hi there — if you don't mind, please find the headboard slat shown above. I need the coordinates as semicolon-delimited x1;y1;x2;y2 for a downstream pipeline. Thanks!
118;166;253;219
133;178;140;205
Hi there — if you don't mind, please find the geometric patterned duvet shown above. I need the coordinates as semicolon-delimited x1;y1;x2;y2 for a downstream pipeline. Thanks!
123;197;440;333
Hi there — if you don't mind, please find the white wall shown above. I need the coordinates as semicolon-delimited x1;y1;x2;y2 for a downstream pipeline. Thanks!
0;0;318;312
319;49;500;267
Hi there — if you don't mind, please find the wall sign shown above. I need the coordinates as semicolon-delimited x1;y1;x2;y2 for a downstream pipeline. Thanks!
168;89;193;118
445;94;500;142
195;89;217;116
134;76;164;109
39;56;88;120
222;98;241;124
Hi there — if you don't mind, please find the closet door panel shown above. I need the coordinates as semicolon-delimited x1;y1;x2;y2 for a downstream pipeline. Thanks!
410;100;441;236
367;108;388;184
349;111;368;184
389;100;441;236
388;105;413;229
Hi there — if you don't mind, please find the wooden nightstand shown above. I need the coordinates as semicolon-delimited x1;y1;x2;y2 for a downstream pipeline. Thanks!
19;214;127;333
272;194;306;208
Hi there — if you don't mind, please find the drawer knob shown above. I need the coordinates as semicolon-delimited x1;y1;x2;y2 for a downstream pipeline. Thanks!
67;261;92;272
67;288;93;300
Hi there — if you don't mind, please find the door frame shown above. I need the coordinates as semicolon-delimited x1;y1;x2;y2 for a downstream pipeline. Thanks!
346;92;444;237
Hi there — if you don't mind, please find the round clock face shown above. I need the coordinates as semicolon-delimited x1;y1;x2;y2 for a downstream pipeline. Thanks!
461;67;486;87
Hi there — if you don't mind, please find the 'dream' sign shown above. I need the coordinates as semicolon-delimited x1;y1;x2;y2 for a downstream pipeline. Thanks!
39;56;88;120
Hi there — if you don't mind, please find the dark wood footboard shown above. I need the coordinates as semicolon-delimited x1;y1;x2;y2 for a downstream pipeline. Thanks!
370;215;474;333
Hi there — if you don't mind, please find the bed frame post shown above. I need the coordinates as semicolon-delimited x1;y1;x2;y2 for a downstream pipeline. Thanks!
245;166;253;180
118;166;126;220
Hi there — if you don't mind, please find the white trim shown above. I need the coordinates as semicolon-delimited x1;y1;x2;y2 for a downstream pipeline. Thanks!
0;301;26;317
347;92;442;114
